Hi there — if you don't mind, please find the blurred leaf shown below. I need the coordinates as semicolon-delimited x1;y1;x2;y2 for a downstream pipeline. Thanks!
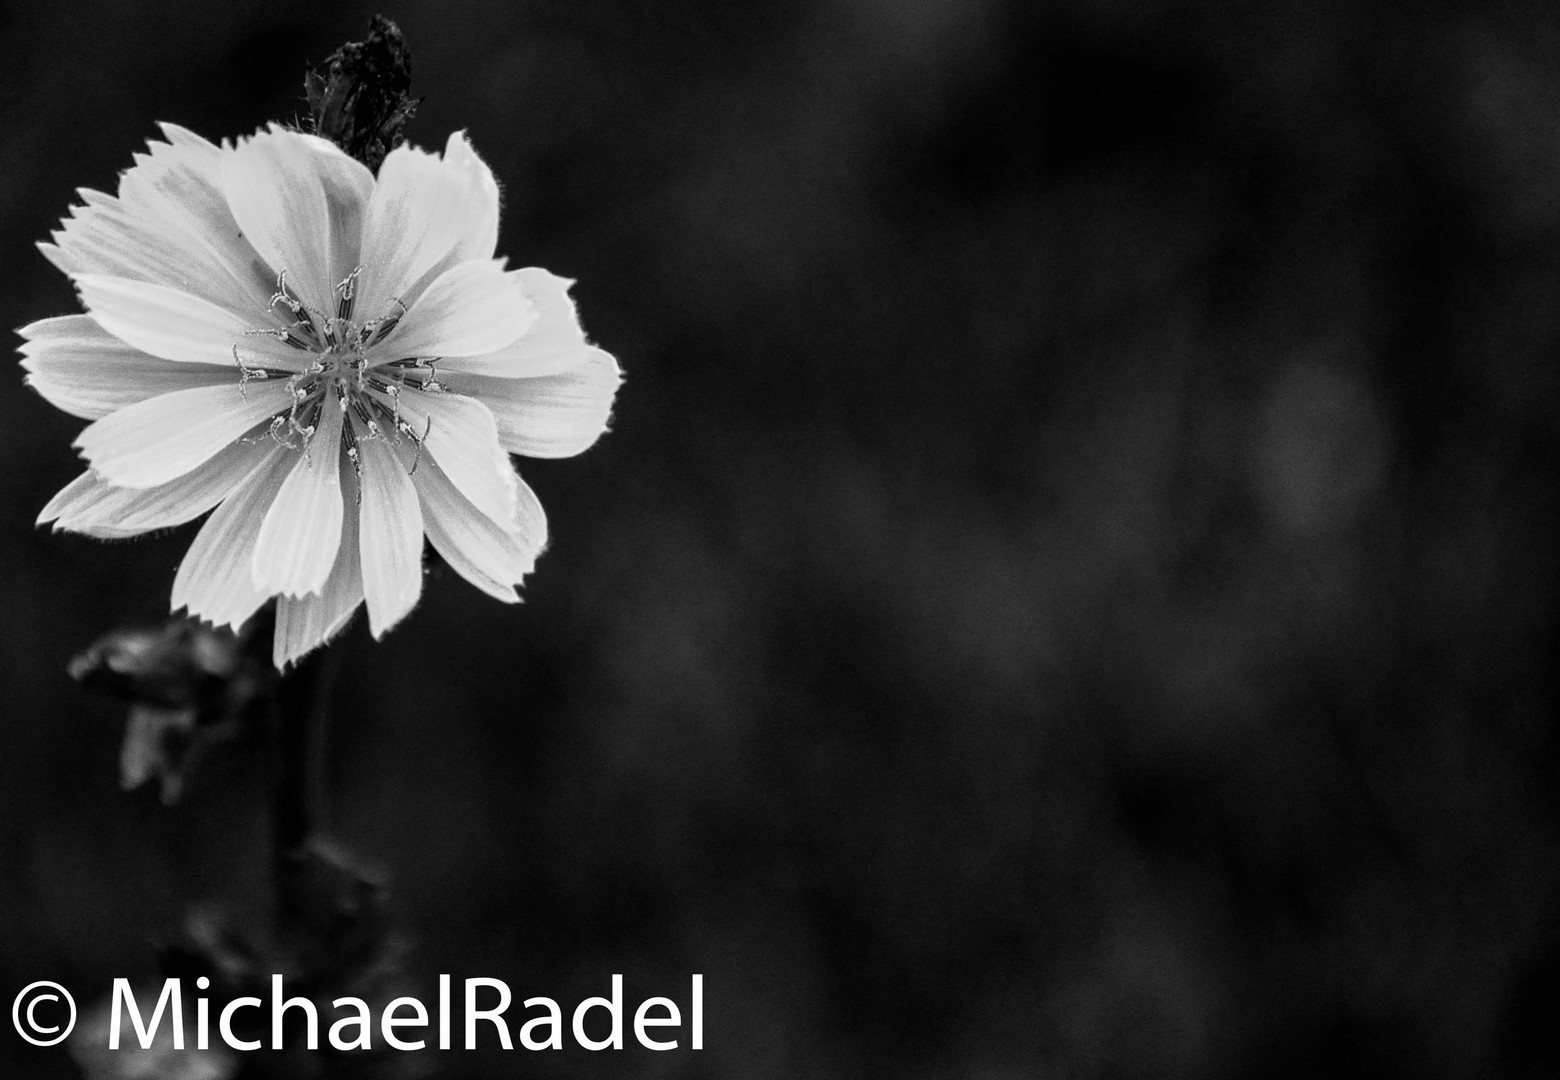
69;616;273;803
70;987;239;1080
119;704;206;804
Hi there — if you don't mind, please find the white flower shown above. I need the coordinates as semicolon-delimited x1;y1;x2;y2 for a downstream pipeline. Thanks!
21;124;621;667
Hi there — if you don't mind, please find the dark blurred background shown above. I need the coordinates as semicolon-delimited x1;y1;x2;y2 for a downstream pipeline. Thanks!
3;0;1559;1077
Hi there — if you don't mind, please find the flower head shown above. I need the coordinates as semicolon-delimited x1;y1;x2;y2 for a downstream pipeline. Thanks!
22;124;621;667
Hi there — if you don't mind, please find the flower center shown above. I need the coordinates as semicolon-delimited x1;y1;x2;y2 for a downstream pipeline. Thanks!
233;268;446;475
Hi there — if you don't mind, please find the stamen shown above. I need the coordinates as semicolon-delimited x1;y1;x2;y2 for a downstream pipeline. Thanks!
293;396;321;460
269;269;302;317
335;266;362;324
268;414;304;449
342;416;367;499
281;370;318;440
398;414;432;475
351;397;379;435
268;268;334;345
238;287;442;463
383;380;404;428
231;345;270;398
413;357;445;393
359;297;407;348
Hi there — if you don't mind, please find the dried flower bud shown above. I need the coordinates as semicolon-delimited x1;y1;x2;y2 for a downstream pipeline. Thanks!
303;15;419;172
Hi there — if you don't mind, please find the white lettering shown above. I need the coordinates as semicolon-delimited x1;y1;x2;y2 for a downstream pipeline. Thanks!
271;974;318;1050
220;996;261;1051
381;996;428;1050
109;979;182;1051
465;978;513;1050
634;996;680;1050
329;997;372;1050
572;974;623;1051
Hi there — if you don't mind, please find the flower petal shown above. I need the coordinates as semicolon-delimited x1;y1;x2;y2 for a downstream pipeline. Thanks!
415;450;546;602
252;399;345;597
45;126;273;313
222;127;374;316
356;131;501;320
438;269;595;378
380;260;534;359
19;314;238;420
41;439;276;538
72;275;307;370
391;391;519;529
121;123;278;305
172;446;295;629
76;382;292;489
356;437;424;638
439;131;502;262
444;346;621;458
274;474;365;669
36;473;141;539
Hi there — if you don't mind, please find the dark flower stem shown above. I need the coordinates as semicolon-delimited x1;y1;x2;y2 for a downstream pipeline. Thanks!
268;631;344;935
273;648;329;851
